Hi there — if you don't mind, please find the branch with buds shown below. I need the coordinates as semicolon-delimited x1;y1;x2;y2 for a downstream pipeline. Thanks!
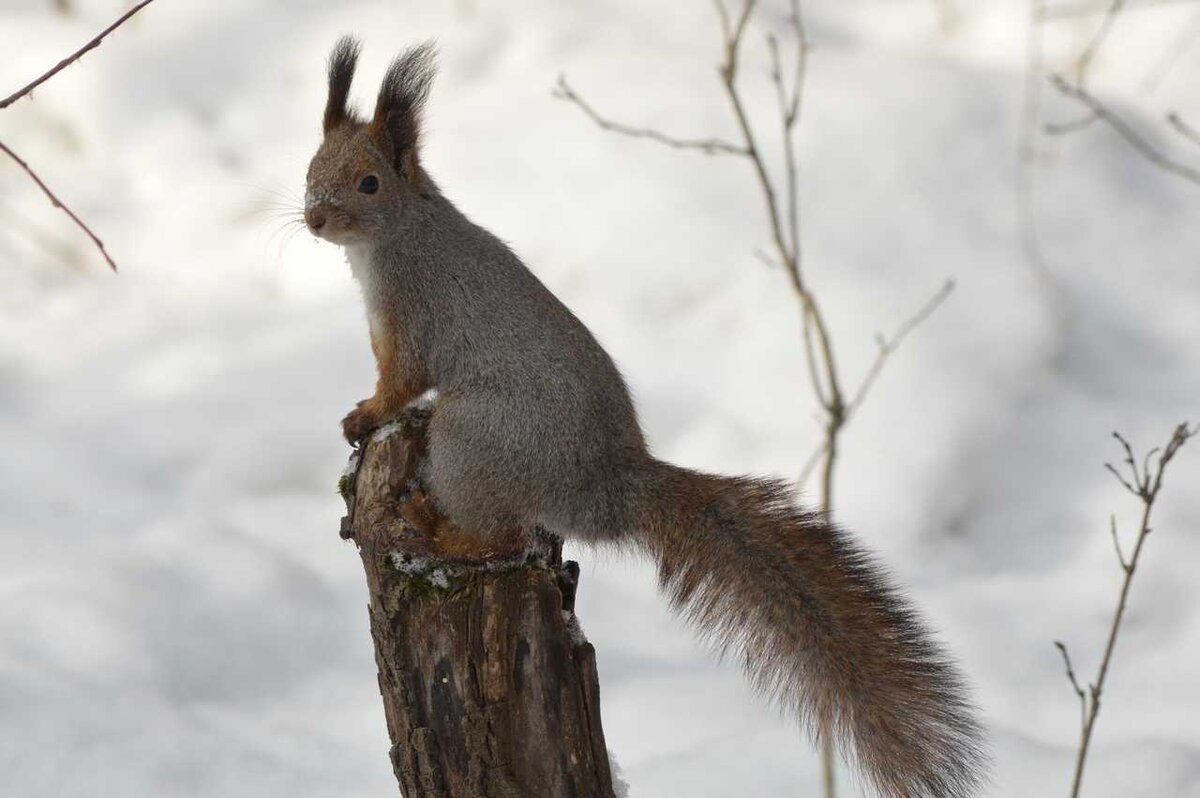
1055;422;1196;798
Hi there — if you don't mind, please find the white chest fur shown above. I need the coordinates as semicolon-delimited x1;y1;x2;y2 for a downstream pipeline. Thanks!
345;244;385;338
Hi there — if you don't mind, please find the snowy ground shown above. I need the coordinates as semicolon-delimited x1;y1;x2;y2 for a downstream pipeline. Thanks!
2;1;1199;796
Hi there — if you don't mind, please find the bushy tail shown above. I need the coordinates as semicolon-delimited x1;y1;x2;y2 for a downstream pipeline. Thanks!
633;460;987;798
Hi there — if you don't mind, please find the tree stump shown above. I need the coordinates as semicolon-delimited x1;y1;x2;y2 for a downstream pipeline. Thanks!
339;421;616;798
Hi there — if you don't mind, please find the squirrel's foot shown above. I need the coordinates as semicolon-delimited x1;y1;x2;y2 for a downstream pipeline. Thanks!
343;390;437;447
342;398;382;446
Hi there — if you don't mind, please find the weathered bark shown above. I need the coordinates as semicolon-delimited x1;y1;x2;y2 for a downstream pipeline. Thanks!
339;422;615;798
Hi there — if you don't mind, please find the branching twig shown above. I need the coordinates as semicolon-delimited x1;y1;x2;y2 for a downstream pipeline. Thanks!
845;279;955;419
0;139;117;271
1075;0;1127;89
1049;75;1200;186
1054;642;1086;706
1046;0;1127;135
1057;422;1195;798
767;0;807;261
0;0;157;108
558;12;955;793
712;0;848;464
552;77;746;156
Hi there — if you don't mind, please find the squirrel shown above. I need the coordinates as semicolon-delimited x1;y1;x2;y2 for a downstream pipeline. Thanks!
305;37;986;798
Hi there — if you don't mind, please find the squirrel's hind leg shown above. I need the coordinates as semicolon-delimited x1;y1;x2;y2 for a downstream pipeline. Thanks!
421;393;546;536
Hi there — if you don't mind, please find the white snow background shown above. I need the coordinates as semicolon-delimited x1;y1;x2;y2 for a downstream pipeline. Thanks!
2;1;1199;796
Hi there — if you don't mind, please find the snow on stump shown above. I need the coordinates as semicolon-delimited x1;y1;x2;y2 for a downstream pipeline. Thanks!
339;420;616;798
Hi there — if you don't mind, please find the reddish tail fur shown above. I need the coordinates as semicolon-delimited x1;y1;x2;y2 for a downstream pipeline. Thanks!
634;460;987;798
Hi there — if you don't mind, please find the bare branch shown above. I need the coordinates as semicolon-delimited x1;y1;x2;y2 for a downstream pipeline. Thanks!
1049;75;1200;186
730;0;756;49
1054;640;1089;736
0;0;158;109
1075;0;1127;89
553;76;747;156
1054;641;1086;702
1044;112;1100;136
1103;462;1138;496
0;1;156;272
711;0;844;427
1140;446;1160;494
1108;515;1129;572
714;0;734;42
767;0;809;281
560;14;947;795
801;301;831;409
1060;423;1194;798
846;279;955;418
0;139;117;271
1048;0;1195;18
1148;422;1196;498
1044;0;1128;136
783;0;807;126
1167;112;1200;148
714;0;786;269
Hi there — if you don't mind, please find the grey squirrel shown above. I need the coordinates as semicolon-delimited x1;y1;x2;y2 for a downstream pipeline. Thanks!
305;37;986;798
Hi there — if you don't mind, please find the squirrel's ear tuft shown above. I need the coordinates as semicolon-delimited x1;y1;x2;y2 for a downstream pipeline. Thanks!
370;41;437;179
324;35;362;134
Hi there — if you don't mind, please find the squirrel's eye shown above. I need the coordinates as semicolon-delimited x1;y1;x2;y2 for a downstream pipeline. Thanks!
358;175;379;194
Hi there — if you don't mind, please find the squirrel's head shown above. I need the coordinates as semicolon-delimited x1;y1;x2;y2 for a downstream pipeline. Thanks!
304;37;436;246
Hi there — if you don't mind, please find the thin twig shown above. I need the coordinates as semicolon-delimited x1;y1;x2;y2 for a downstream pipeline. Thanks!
845;279;955;418
0;139;117;271
715;0;792;275
0;0;158;108
801;301;830;409
1047;0;1194;18
1047;0;1127;136
768;0;808;262
1059;423;1195;798
1167;111;1200;148
1075;0;1127;88
553;76;747;156
1045;113;1101;136
1054;641;1086;703
1054;640;1089;736
1049;75;1200;186
713;0;845;428
1108;516;1129;572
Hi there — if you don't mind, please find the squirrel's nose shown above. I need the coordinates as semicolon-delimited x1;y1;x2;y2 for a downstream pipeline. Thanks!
305;208;327;233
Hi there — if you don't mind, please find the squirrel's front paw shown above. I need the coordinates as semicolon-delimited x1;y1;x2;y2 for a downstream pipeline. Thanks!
342;400;382;446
